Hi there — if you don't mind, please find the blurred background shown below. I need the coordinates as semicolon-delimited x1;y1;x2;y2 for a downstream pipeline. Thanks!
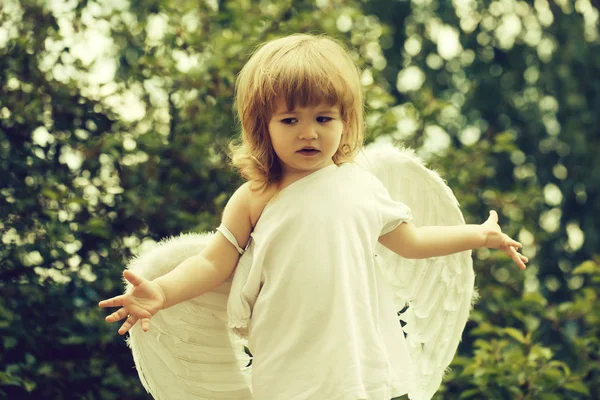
1;0;598;398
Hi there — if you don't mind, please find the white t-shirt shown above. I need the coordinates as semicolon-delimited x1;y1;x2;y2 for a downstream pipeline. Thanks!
235;163;415;400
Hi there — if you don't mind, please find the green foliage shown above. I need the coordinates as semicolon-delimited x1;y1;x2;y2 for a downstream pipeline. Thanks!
1;0;599;398
440;258;600;399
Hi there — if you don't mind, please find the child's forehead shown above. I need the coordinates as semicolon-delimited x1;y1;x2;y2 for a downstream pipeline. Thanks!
272;97;339;113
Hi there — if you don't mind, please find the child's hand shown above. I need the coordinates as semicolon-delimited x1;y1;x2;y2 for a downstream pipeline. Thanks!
482;210;528;270
98;270;166;335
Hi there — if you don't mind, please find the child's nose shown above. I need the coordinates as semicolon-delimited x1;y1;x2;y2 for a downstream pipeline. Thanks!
298;124;318;140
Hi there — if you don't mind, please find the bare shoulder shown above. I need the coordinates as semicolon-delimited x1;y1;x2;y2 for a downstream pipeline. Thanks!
222;181;276;240
220;183;253;249
244;181;278;228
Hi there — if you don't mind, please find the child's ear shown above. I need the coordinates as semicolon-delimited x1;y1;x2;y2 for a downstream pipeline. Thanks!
341;143;351;155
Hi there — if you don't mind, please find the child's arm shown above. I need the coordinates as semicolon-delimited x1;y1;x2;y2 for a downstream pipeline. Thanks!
99;182;255;335
378;210;528;270
155;181;254;308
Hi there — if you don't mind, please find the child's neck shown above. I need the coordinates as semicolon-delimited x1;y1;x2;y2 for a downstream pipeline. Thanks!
277;163;336;192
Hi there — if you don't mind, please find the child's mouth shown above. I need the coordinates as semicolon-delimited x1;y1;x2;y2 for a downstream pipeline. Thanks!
297;149;320;156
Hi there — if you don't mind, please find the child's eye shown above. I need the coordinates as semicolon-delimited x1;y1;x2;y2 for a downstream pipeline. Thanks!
280;116;332;124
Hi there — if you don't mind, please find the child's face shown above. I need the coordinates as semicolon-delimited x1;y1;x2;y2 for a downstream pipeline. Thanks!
268;98;344;178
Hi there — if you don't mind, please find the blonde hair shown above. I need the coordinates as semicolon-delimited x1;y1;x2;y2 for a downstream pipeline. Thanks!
229;33;365;189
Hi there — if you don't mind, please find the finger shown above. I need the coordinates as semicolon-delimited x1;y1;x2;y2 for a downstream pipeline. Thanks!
510;245;528;261
98;294;126;308
510;240;523;249
106;307;129;323
118;315;139;335
141;317;151;332
509;246;526;270
123;270;145;286
502;234;522;249
488;210;498;223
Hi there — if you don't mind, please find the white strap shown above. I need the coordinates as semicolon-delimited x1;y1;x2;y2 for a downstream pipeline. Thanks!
216;224;245;255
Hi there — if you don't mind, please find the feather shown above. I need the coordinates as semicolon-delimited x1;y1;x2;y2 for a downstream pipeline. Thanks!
356;141;477;400
125;233;253;400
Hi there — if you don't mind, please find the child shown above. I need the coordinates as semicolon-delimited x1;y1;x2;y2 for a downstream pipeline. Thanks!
99;33;528;400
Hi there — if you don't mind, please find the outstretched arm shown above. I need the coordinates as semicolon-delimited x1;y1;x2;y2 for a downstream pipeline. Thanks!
99;182;255;335
378;210;528;270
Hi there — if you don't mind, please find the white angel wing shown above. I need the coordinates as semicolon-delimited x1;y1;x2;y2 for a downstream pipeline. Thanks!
124;232;253;400
356;141;477;400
